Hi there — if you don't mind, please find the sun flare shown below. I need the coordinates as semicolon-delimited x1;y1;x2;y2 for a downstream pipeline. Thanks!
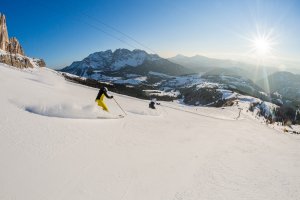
247;27;277;58
253;37;271;55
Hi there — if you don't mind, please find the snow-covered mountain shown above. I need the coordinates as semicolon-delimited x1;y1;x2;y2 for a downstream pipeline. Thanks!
61;49;193;77
257;71;300;103
1;62;300;200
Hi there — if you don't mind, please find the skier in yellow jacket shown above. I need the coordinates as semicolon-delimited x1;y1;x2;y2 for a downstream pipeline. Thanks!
95;87;113;112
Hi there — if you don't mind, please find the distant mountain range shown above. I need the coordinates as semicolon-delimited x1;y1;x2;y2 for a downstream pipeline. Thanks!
169;54;282;82
169;54;242;72
60;48;300;107
257;71;300;101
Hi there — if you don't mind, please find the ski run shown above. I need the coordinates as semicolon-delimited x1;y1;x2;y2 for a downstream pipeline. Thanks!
1;63;300;200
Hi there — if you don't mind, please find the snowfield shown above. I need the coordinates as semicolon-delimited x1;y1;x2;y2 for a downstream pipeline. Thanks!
1;63;300;200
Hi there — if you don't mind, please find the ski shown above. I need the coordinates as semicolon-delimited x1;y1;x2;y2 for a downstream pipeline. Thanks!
97;114;124;119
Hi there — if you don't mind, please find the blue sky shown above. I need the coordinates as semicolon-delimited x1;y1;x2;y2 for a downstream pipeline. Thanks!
1;0;300;69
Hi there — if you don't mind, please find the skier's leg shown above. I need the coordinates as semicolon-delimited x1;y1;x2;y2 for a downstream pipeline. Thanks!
102;103;109;112
96;100;102;108
96;100;104;110
100;101;109;112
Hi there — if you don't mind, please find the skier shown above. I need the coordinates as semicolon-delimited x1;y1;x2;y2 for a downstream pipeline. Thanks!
149;98;158;109
95;87;113;112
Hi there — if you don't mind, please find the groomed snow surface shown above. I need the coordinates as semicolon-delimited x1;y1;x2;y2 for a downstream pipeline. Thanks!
1;63;300;200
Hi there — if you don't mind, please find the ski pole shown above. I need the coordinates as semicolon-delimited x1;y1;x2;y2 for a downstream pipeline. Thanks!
113;97;127;115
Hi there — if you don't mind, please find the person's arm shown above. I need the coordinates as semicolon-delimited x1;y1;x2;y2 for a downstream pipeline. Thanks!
104;91;113;99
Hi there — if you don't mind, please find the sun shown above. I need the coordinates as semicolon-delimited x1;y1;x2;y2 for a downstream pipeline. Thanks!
253;37;271;55
247;27;277;57
234;25;278;58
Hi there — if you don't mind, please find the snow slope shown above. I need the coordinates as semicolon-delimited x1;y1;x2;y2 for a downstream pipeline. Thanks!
1;63;300;200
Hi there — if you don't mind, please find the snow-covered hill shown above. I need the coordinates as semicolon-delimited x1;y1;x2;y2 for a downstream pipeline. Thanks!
1;63;300;200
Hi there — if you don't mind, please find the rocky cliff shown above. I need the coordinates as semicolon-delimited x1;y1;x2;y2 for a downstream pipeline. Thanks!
0;13;45;68
8;37;24;55
0;13;9;51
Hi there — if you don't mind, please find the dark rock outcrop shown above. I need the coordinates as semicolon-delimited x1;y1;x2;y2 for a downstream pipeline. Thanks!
35;59;46;67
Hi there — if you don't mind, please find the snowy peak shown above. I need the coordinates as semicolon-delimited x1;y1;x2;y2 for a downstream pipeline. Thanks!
84;48;149;70
61;48;189;76
111;49;159;70
84;48;160;70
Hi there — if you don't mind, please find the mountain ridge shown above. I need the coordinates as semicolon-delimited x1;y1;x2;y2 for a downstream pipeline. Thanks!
61;48;194;76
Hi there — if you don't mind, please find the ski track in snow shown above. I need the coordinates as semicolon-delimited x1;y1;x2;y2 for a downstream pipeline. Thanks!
1;63;300;200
